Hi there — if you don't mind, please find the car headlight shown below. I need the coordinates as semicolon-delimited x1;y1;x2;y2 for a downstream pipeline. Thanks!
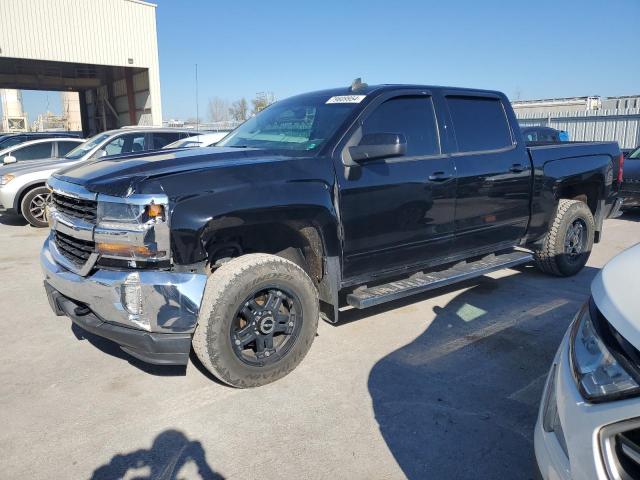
570;299;640;402
0;173;15;186
97;201;165;227
95;199;169;262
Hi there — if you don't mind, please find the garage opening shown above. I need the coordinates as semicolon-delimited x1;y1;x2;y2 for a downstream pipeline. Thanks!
0;57;154;137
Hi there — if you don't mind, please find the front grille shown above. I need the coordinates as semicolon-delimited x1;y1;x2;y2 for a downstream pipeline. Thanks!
53;230;95;267
51;191;97;221
617;430;640;477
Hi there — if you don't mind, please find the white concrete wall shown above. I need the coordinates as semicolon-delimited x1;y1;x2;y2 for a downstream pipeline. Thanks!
0;0;162;125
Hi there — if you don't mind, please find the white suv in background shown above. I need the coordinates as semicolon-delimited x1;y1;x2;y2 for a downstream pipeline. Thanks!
0;128;195;227
535;243;640;479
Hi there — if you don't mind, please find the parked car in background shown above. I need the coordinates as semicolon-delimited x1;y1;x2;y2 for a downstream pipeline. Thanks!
621;146;640;210
0;137;84;165
520;126;569;144
0;127;195;227
162;131;230;149
0;131;81;151
535;243;640;480
41;83;622;388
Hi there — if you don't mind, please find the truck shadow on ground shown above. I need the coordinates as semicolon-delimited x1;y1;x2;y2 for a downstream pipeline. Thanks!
620;210;640;222
363;265;599;480
0;212;27;226
71;323;187;376
91;429;223;480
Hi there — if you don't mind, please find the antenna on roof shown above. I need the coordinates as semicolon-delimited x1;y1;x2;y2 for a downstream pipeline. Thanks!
350;78;368;92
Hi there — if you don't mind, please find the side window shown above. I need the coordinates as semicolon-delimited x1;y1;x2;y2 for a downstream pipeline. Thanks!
102;133;146;157
152;132;181;149
56;141;80;157
12;142;54;161
523;131;537;142
362;96;440;157
103;137;125;156
446;96;512;152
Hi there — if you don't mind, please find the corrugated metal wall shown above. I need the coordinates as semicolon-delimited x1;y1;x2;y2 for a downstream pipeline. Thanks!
0;0;162;127
516;109;640;149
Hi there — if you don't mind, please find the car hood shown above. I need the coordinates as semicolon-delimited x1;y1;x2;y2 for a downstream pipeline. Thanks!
53;146;291;196
0;158;74;177
591;243;640;351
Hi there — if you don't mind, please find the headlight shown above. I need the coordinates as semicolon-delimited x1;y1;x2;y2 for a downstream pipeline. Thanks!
95;198;169;262
570;300;640;402
0;173;15;186
97;201;165;228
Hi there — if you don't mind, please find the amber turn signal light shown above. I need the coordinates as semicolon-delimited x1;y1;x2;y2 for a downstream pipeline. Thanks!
146;204;164;219
97;242;155;257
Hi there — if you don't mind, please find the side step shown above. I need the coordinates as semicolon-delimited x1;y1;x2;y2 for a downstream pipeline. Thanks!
346;250;533;309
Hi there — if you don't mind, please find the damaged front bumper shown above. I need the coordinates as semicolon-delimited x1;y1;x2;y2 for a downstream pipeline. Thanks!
40;236;208;365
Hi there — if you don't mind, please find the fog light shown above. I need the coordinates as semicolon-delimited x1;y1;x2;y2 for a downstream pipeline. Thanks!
122;272;143;316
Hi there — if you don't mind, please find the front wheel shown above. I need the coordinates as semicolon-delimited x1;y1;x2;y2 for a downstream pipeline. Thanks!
192;253;319;388
533;199;595;276
21;186;51;228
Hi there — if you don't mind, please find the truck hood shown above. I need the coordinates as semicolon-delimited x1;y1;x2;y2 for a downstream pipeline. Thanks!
52;146;289;196
591;243;640;352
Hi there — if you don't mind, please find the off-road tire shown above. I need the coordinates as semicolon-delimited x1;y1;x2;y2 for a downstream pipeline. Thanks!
20;186;51;228
533;199;595;277
193;253;319;388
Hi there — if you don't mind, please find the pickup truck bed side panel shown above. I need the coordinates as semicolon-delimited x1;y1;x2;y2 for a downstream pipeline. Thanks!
524;143;619;243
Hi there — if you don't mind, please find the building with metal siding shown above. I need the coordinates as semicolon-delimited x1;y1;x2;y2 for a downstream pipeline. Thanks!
513;95;640;149
0;0;162;135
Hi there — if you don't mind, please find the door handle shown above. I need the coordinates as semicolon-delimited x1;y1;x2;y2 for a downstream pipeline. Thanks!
428;171;452;182
510;163;525;173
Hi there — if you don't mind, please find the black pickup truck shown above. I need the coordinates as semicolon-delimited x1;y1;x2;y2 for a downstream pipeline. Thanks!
41;83;623;387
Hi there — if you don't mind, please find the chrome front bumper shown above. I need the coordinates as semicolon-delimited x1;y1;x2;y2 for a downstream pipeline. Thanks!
40;235;207;334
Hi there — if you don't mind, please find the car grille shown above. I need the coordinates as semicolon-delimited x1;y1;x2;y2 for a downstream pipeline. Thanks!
51;191;97;221
53;230;95;267
615;429;640;478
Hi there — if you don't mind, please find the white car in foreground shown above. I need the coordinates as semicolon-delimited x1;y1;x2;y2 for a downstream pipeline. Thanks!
535;244;640;479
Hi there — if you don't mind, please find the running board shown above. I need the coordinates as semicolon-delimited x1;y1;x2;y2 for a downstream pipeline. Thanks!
346;251;533;309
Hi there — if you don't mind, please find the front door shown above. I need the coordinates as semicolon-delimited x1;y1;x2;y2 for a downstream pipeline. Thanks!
336;93;456;281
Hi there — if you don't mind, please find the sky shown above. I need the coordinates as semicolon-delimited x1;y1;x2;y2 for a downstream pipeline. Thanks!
11;0;640;122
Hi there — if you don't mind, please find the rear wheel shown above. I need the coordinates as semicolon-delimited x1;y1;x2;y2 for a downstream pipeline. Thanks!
533;199;595;276
20;186;51;228
193;253;319;388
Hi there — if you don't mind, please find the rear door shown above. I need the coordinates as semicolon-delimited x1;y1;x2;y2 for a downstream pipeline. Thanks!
335;91;456;280
445;93;530;254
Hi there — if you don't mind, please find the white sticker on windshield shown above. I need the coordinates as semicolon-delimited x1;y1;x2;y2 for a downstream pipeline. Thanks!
326;95;366;104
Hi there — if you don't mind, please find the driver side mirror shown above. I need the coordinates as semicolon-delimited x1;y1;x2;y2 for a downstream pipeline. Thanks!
3;155;17;165
348;133;407;163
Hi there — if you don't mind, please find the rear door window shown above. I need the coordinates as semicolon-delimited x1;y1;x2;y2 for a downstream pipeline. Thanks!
362;96;440;157
151;132;182;149
11;141;54;161
446;96;513;152
56;141;80;157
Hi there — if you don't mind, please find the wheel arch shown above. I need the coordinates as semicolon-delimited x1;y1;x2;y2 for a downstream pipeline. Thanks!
14;180;48;214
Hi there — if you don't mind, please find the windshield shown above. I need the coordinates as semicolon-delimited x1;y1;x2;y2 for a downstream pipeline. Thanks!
64;133;110;160
629;147;640;159
217;94;359;154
